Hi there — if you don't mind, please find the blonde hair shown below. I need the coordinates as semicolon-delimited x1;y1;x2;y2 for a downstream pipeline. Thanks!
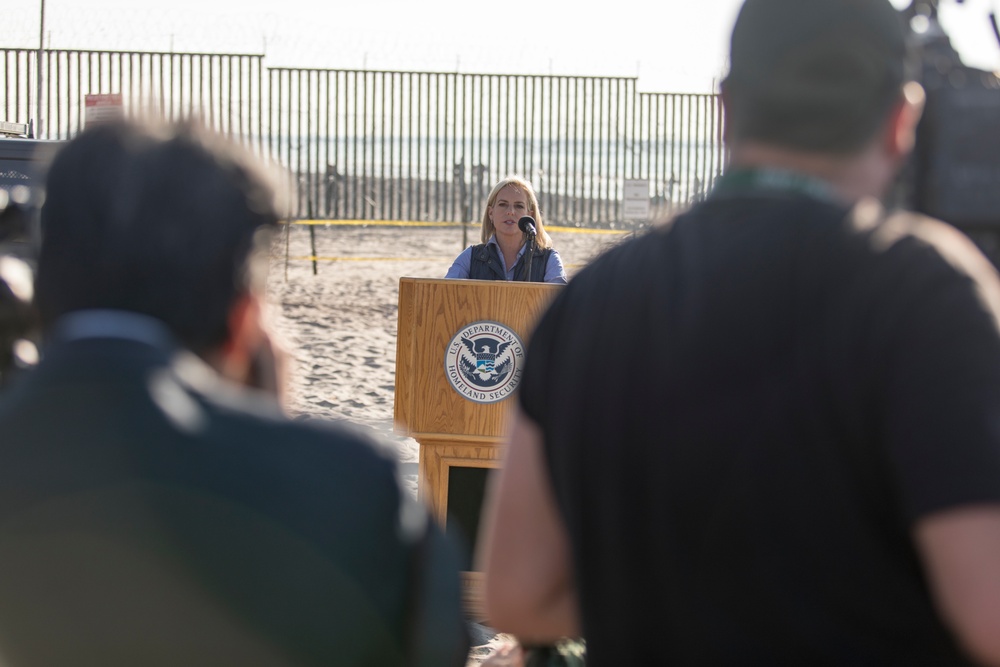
480;175;553;250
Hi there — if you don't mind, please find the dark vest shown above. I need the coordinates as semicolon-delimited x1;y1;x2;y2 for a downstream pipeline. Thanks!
467;243;553;282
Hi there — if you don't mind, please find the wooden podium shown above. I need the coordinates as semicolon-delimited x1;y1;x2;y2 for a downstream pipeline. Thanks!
394;277;560;616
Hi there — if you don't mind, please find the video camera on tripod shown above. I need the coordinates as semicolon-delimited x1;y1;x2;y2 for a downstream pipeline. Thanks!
896;0;1000;263
0;188;38;388
0;133;48;387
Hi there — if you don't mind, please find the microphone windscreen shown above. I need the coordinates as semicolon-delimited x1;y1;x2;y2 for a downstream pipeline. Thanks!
518;216;536;234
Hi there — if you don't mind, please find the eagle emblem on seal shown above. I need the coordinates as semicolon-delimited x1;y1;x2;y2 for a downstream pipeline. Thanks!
459;336;514;385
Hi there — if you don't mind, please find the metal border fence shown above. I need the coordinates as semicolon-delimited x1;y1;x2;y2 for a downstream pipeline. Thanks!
3;48;265;148
2;47;726;225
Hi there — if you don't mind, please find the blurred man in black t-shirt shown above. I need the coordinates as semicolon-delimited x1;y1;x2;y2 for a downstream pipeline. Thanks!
480;0;1000;664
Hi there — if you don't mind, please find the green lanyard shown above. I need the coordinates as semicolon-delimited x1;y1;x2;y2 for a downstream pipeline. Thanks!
709;167;839;205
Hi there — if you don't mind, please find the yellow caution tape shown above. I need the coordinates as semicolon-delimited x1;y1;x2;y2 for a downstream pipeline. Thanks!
289;256;587;268
290;256;450;262
283;219;630;235
286;219;461;228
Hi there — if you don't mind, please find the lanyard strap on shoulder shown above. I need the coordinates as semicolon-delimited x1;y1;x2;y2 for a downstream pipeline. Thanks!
710;167;839;204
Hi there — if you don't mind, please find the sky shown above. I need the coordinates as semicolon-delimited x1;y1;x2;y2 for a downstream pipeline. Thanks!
1;0;999;94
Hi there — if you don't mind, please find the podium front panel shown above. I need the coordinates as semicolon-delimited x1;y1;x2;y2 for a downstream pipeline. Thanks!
395;277;559;438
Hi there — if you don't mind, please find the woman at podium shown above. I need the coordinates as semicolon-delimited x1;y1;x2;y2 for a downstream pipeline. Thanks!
445;176;567;283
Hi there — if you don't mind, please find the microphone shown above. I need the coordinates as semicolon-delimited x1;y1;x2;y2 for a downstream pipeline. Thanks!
518;216;537;237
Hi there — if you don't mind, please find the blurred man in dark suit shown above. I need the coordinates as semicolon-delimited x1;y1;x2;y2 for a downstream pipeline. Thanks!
0;120;467;667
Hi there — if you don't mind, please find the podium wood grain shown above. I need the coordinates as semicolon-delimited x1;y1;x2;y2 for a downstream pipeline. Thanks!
394;278;559;513
395;278;559;440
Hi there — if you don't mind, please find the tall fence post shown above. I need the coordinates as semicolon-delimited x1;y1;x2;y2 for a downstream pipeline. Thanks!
35;0;45;138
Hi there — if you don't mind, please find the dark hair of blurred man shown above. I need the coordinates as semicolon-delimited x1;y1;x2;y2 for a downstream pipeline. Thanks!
0;120;468;666
481;0;1000;664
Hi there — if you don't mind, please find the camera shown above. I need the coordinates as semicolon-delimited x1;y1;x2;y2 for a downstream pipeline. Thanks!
896;1;1000;264
0;131;48;387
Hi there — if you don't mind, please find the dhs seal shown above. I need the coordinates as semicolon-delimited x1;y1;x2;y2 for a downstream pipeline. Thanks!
444;320;525;404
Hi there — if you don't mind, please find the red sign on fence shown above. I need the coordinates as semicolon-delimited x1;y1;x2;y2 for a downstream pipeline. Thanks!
84;94;124;127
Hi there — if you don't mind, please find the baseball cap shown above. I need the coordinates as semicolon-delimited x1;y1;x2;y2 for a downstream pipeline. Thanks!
722;0;909;152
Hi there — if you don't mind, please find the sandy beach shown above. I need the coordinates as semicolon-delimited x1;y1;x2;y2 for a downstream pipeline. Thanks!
265;222;627;662
267;223;627;494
